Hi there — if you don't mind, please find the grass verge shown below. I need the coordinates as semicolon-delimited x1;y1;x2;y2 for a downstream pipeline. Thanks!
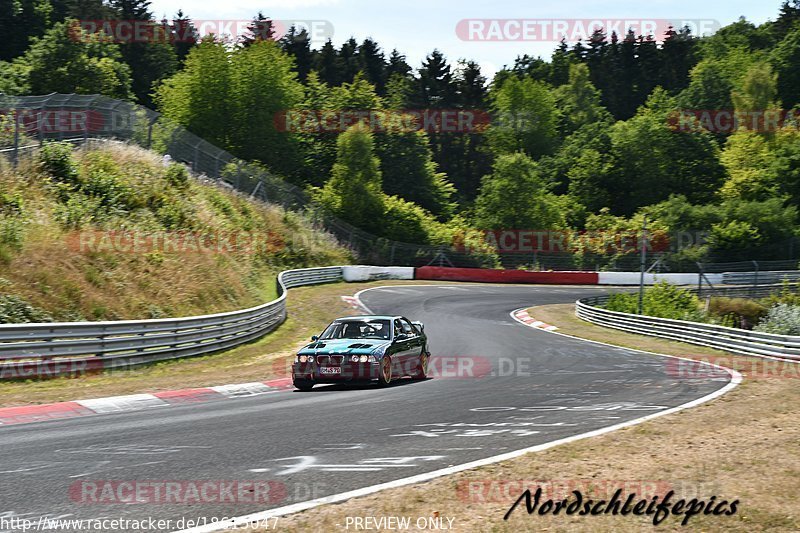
257;303;800;532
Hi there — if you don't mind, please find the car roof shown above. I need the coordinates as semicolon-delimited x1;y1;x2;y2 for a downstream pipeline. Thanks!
333;315;401;321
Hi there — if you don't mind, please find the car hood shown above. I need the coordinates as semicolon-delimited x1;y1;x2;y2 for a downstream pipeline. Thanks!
297;338;391;356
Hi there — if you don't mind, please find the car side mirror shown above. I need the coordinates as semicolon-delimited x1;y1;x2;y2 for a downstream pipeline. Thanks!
395;333;407;341
311;335;319;341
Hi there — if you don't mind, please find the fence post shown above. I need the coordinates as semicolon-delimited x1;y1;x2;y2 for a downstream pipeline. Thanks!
12;108;20;167
146;118;154;149
751;260;759;299
697;262;704;299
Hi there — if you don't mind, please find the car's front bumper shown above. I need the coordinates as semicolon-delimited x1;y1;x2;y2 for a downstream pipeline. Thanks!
292;361;381;383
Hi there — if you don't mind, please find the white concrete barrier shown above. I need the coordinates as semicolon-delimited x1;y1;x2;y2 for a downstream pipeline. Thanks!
598;272;724;286
342;266;415;282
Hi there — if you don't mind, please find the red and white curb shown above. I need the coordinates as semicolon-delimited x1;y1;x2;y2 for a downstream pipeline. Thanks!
0;377;293;426
341;295;370;314
513;309;559;331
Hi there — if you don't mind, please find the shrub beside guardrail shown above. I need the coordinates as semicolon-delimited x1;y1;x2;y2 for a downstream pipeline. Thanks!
576;295;800;360
0;266;343;379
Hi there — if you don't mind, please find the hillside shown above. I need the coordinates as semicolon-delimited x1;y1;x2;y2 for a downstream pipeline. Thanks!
0;142;351;323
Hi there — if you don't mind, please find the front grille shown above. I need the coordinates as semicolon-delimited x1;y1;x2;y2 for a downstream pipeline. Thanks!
316;355;344;365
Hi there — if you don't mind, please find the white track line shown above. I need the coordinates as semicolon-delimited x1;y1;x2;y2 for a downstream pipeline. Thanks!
174;287;741;533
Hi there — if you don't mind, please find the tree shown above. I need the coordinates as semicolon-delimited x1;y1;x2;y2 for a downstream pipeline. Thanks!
316;122;385;228
0;0;56;62
554;63;612;136
411;50;460;199
772;0;800;41
635;35;660;105
605;89;725;214
357;38;386;93
63;0;114;19
313;39;339;86
474;152;566;230
108;0;150;20
412;50;454;108
155;37;231;147
240;12;274;47
0;61;28;94
297;73;381;187
375;129;455;218
549;38;574;86
719;130;777;200
770;129;800;205
542;121;614;197
732;62;780;115
677;60;734;111
336;37;360;84
229;39;305;175
170;10;197;65
510;54;551;82
720;126;800;204
386;49;412;81
659;26;697;93
770;27;800;109
487;76;559;159
280;26;312;82
22;21;133;99
108;0;177;107
614;29;638;119
451;60;491;200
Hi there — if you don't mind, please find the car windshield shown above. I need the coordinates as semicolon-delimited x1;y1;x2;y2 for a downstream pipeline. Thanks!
319;320;391;340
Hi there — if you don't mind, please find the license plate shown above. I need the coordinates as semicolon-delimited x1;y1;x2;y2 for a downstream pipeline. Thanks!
319;367;341;375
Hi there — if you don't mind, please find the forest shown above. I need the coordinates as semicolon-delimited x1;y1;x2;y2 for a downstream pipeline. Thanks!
2;0;800;267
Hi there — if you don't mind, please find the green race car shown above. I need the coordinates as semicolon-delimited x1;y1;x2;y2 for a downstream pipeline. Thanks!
292;315;430;391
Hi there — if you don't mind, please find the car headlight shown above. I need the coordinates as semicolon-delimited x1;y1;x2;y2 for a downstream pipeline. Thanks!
359;354;369;363
350;355;359;362
297;355;314;363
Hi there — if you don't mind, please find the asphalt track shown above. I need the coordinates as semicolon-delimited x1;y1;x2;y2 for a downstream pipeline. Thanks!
0;284;734;532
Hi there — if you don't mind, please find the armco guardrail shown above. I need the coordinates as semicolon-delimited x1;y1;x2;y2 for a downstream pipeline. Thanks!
576;295;800;360
722;271;800;285
0;266;344;379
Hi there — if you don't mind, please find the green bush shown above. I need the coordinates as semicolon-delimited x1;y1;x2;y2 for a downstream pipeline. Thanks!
54;194;102;229
761;281;800;307
39;142;79;184
604;281;703;321
0;191;27;253
382;195;432;244
80;152;142;211
165;163;190;189
0;217;26;249
81;169;136;211
155;197;194;229
0;192;24;217
754;304;800;335
0;294;53;324
707;297;767;329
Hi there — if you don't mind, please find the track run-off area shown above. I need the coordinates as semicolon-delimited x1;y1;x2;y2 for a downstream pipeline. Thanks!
0;284;738;532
